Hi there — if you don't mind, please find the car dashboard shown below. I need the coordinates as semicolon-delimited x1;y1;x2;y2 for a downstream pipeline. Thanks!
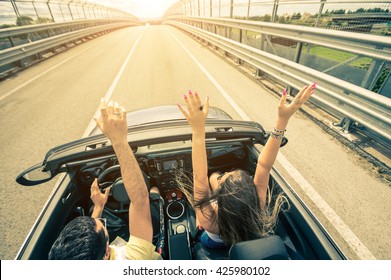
77;140;248;201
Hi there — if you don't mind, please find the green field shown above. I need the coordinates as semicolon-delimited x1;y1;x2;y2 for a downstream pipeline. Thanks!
303;45;372;69
233;29;372;70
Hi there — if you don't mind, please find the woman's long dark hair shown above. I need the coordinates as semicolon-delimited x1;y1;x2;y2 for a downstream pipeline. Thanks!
176;169;289;246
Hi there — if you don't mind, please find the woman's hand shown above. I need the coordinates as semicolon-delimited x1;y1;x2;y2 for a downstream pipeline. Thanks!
177;90;209;133
278;82;316;125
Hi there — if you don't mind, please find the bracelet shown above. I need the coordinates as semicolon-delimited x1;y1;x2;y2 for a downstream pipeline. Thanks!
270;132;284;140
273;127;286;134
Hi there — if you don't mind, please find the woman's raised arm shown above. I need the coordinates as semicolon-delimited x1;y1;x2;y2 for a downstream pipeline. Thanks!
254;83;316;208
178;91;218;233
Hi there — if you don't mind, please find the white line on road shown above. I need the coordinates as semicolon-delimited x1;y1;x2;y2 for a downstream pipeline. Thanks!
0;36;111;103
168;28;376;260
82;27;146;137
276;153;376;260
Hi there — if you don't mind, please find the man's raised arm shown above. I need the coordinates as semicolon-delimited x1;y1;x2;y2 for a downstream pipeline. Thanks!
94;99;152;242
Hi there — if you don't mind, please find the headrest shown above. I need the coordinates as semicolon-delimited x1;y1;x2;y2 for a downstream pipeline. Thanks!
229;235;289;260
194;243;229;260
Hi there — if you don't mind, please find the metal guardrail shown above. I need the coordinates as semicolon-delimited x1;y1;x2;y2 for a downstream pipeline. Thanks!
175;16;391;62
0;0;136;26
0;21;136;68
0;19;138;73
0;19;129;40
165;0;391;34
166;18;391;144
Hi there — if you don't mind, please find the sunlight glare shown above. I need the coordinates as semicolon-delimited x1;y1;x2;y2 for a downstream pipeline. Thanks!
89;0;179;19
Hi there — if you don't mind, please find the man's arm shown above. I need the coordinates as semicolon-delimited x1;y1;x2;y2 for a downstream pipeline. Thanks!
112;140;152;242
94;99;152;242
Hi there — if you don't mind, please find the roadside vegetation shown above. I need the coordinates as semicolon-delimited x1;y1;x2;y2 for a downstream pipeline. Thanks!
243;7;391;36
235;7;389;92
302;46;372;70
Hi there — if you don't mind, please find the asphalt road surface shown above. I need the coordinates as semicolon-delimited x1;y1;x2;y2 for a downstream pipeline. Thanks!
0;25;390;260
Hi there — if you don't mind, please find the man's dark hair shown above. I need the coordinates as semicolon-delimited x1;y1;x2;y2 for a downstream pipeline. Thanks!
48;216;107;260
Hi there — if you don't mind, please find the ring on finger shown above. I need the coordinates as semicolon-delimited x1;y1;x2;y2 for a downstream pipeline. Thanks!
295;100;301;105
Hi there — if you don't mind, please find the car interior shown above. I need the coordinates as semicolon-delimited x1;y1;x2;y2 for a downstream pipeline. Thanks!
17;135;345;260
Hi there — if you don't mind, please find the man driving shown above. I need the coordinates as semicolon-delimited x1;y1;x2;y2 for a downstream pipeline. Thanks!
48;99;163;260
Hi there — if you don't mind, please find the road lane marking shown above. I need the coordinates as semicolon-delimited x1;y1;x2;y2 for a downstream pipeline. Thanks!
0;34;113;103
168;28;376;260
277;153;376;260
169;30;249;121
82;27;146;137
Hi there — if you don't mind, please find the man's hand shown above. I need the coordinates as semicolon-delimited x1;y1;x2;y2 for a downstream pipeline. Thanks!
90;178;109;218
94;98;127;144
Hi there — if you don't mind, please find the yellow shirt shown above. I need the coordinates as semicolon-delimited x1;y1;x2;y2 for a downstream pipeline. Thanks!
109;235;162;260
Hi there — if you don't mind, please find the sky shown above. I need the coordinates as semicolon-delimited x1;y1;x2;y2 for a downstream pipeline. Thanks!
89;0;179;19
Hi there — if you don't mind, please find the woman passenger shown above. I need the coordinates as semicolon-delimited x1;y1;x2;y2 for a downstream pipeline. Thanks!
177;83;316;248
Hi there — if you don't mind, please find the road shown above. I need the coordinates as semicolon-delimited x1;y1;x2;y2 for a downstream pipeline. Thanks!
0;25;390;260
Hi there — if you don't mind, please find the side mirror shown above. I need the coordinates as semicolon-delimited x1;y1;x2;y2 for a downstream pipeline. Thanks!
261;132;288;147
16;163;54;186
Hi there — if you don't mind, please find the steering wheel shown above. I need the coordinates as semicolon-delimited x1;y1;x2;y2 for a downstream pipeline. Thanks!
97;165;130;211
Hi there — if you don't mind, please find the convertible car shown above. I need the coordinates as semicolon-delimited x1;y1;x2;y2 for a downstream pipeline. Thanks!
15;106;347;260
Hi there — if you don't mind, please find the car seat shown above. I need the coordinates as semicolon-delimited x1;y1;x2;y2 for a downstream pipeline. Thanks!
229;235;290;260
194;235;289;260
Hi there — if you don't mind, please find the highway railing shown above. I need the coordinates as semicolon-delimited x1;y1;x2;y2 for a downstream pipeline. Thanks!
164;0;391;35
0;19;130;41
175;16;391;62
0;0;135;26
165;16;391;145
0;18;139;76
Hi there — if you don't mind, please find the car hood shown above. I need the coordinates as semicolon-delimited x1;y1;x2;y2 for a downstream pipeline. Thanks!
89;105;232;136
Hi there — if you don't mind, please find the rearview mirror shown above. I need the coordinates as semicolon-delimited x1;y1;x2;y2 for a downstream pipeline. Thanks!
16;163;54;186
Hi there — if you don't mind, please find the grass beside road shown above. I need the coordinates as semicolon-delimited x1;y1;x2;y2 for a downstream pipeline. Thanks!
303;45;372;69
241;29;372;69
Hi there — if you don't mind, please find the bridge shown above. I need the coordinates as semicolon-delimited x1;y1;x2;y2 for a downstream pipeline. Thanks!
0;0;390;261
